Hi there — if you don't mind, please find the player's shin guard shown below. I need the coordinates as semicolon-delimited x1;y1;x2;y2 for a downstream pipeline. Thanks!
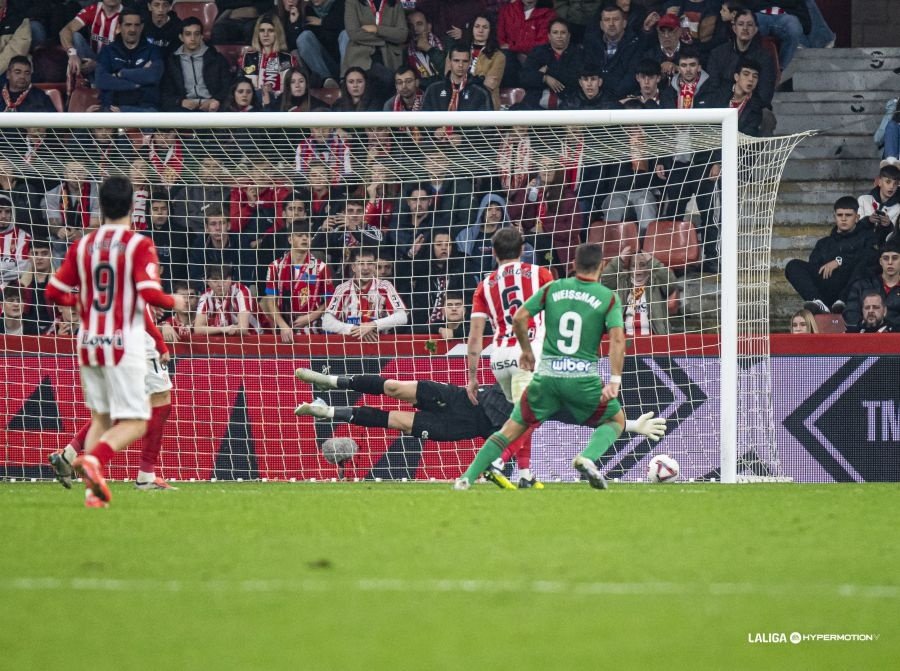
580;422;622;461
349;407;390;428
462;433;510;483
139;403;171;474
344;375;388;395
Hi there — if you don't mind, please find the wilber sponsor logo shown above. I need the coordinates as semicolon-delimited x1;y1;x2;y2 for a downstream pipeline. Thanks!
549;358;592;373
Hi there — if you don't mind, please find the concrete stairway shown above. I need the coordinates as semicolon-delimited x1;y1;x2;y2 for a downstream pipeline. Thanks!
769;47;897;329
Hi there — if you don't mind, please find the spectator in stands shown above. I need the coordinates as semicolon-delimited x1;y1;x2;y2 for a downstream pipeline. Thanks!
188;204;242;283
843;240;900;331
642;12;682;85
52;303;78;337
294;0;344;87
17;237;55;334
128;158;151;230
342;0;408;96
553;0;603;44
312;197;383;271
145;190;189;288
277;0;303;46
43;160;99;268
0;157;44;233
362;163;397;232
0;283;40;335
857;163;900;247
497;0;555;87
704;1;742;56
507;156;583;272
752;0;807;70
661;1;718;43
161;17;231;112
584;3;644;100
705;8;776;109
295;128;351;181
280;66;328;111
0;193;29;288
194;263;262;336
601;249;680;335
332;66;380;111
96;8;164;112
211;0;272;45
159;280;198;342
0;1;29;75
221;76;259;112
180;157;229;233
262;222;334;341
62;0;123;79
560;63;613;110
789;307;818;334
422;45;492;114
0;56;56;113
619;58;663;108
388;184;441;261
383;64;423;111
520;18;583;110
305;159;345;231
22;0;59;49
695;58;765;136
321;246;408;339
142;0;181;56
456;192;537;276
851;291;895;333
435;290;468;339
405;9;444;91
660;45;709;110
785;196;876;316
415;0;484;43
596;118;659;236
406;229;465;332
457;14;506;111
145;129;185;187
422;149;475;235
240;14;296;109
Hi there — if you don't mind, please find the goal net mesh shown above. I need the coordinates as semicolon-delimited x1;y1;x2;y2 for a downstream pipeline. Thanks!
0;113;803;483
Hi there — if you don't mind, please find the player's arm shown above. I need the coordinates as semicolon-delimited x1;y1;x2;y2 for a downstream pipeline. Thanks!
465;315;487;404
145;307;169;358
512;305;536;371
45;243;80;307
603;325;625;402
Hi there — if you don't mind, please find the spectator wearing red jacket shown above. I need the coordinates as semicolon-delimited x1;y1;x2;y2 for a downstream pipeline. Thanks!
497;0;556;87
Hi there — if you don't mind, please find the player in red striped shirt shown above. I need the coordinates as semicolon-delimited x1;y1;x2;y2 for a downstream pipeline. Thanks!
261;223;334;343
194;264;262;336
467;228;554;488
322;247;408;340
45;175;185;507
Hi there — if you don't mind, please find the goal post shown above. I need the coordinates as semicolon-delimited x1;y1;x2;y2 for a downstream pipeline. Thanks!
0;110;803;484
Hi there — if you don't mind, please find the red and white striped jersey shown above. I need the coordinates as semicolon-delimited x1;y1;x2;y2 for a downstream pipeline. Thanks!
0;224;30;286
264;252;333;330
49;225;162;367
196;282;262;333
472;261;553;348
75;2;122;54
323;278;406;332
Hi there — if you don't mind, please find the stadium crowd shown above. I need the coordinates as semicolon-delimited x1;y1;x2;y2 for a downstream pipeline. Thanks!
0;1;869;339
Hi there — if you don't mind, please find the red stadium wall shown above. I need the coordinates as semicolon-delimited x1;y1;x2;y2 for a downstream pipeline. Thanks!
1;334;899;482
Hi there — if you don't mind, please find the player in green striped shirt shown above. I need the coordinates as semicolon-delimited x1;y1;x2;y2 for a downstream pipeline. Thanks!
455;243;627;490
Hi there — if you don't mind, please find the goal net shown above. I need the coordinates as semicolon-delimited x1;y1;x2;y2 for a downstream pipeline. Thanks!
0;111;802;484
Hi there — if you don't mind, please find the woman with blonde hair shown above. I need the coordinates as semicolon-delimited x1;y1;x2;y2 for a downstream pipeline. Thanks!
239;14;296;107
790;309;819;334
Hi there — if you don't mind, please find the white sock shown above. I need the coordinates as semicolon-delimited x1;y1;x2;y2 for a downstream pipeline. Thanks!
136;470;155;484
62;445;78;464
490;458;504;471
519;468;532;481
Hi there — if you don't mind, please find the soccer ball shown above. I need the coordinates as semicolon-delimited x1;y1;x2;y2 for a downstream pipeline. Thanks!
321;438;358;464
647;454;679;483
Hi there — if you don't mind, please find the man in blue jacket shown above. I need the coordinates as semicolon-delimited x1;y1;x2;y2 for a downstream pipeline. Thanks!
96;7;164;112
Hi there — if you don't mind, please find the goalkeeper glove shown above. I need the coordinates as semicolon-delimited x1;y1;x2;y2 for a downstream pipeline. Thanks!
626;411;667;442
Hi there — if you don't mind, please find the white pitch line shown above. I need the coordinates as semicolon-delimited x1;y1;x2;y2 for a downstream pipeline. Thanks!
2;577;898;599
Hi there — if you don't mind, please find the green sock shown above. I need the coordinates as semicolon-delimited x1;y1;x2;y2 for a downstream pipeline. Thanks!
462;433;510;483
580;422;622;461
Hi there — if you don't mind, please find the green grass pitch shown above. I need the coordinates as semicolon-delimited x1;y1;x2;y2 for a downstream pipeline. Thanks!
1;481;896;670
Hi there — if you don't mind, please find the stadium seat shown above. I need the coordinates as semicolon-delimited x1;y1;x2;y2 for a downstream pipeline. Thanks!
174;1;219;42
642;220;701;272
217;44;249;74
31;46;68;84
814;314;847;334
587;220;639;262
499;88;525;108
311;87;341;107
34;84;65;113
67;86;100;113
